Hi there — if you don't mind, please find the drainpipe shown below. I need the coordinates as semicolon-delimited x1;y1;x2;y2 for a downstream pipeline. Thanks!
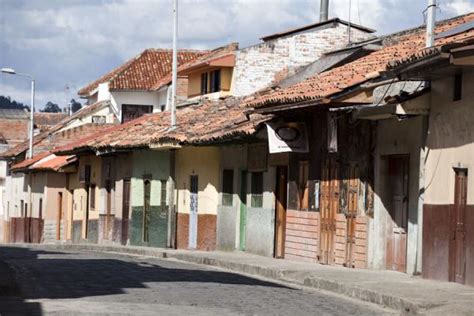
426;0;436;47
320;0;329;22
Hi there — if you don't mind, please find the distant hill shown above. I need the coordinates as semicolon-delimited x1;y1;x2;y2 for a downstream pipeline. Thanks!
0;95;28;110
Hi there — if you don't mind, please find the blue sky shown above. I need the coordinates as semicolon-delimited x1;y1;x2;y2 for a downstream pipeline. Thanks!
0;0;473;110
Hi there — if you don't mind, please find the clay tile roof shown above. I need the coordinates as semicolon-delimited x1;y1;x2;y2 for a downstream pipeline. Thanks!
34;113;68;128
152;43;239;91
78;49;208;97
54;97;272;154
0;118;29;147
10;151;51;171
30;154;77;172
246;13;474;109
0;100;113;159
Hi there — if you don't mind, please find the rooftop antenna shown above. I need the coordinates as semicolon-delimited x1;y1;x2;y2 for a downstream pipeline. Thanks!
320;0;329;22
170;0;178;128
426;0;437;47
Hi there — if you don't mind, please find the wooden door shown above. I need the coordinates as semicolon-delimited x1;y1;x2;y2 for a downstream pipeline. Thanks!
274;166;288;258
320;158;339;265
386;155;409;273
451;169;468;284
239;171;247;251
345;165;359;268
104;181;112;239
121;179;131;245
57;192;63;240
189;175;199;249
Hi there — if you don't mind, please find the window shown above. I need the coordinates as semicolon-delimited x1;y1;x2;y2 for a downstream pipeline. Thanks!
160;180;167;209
200;72;209;95
222;169;234;206
454;73;463;101
122;104;153;123
39;198;43;219
251;172;263;208
160;104;166;112
299;161;309;210
90;184;96;210
20;200;24;217
210;70;221;93
92;115;106;124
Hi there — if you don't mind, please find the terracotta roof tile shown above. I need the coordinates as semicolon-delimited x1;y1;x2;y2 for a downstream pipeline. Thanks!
55;97;271;154
246;13;474;108
78;49;208;96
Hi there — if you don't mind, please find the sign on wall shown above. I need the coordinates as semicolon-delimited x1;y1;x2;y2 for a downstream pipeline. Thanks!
266;122;309;154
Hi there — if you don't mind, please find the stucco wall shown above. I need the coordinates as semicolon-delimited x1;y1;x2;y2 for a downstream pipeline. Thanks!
370;115;424;275
232;23;372;97
63;105;116;131
176;146;220;215
130;150;170;247
425;70;474;205
216;145;247;251
110;90;167;121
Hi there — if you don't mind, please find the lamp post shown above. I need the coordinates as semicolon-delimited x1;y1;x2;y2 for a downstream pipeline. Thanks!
1;68;35;159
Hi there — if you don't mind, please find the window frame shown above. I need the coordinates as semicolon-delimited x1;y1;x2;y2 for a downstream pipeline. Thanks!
222;169;234;206
251;172;263;208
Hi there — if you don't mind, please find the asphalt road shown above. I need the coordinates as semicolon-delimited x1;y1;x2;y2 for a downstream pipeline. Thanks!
0;246;394;315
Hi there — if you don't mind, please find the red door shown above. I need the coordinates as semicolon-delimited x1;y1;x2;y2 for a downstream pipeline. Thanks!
386;155;409;273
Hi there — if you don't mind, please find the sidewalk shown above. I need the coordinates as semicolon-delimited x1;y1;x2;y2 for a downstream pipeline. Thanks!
5;243;474;315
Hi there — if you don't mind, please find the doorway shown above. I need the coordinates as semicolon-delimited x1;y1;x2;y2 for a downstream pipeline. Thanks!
385;155;409;273
189;175;199;249
121;179;131;245
239;171;248;251
274;166;288;258
320;158;339;265
451;168;468;284
57;192;63;240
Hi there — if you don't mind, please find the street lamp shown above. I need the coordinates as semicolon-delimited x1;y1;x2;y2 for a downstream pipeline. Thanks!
1;68;35;159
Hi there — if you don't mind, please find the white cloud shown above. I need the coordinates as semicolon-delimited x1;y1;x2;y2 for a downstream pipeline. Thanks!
1;0;473;110
441;0;474;15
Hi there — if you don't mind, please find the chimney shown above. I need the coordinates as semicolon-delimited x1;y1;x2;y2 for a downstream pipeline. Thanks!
320;0;329;22
426;0;436;47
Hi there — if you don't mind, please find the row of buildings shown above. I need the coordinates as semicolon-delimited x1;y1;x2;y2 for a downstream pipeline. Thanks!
1;11;474;286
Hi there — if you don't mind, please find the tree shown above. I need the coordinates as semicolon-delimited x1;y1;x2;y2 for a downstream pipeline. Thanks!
42;101;62;113
70;98;82;113
0;95;28;110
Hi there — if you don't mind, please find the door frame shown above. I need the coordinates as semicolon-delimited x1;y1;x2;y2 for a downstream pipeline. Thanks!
239;170;248;251
451;167;468;284
274;166;288;258
384;154;409;273
188;175;199;249
57;192;63;240
121;179;131;245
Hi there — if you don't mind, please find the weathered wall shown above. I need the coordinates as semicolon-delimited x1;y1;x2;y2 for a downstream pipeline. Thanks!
232;23;372;96
70;154;102;243
245;166;276;257
216;145;247;251
423;70;474;285
43;172;69;242
175;146;220;250
370;115;424;275
130;150;170;248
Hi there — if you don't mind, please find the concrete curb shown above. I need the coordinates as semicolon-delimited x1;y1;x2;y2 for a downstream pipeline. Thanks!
2;243;433;314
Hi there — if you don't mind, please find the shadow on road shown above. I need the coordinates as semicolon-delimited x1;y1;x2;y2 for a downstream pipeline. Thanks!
0;245;291;314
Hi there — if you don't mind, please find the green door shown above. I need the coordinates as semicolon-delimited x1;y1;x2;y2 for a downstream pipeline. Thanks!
239;171;247;251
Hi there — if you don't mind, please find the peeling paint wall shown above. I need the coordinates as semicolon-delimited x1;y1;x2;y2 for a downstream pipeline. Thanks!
175;146;220;250
130;150;170;248
370;116;424;275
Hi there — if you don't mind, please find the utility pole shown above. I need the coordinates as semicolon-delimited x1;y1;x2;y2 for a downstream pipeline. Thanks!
170;0;178;128
426;0;436;47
